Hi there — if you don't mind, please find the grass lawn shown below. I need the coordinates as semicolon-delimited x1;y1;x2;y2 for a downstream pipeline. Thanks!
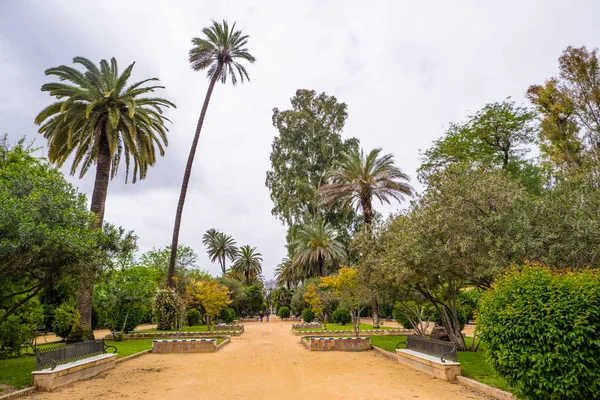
369;335;513;394
136;325;209;333
296;323;397;331
0;337;222;390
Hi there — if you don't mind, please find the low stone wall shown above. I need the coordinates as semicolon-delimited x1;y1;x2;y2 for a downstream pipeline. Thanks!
456;376;516;400
32;353;116;392
152;339;217;354
292;323;323;330
213;324;244;332
304;337;371;351
293;329;412;336
396;349;460;382
105;330;241;340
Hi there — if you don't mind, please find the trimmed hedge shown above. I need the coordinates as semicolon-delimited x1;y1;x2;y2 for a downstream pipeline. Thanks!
332;308;351;325
301;308;315;323
277;306;290;319
478;265;600;400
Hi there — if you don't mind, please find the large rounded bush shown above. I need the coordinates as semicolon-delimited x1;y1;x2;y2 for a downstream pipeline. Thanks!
52;303;78;339
186;308;202;327
301;308;315;323
277;306;290;319
332;308;351;325
478;266;600;400
220;308;235;324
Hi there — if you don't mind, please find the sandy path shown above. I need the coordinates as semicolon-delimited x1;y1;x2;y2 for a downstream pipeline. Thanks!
30;320;485;400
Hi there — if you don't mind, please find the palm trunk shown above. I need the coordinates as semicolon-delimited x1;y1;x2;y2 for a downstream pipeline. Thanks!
361;197;380;328
73;132;111;341
167;63;223;288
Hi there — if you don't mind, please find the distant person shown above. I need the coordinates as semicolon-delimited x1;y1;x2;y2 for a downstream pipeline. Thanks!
266;310;270;322
259;311;264;322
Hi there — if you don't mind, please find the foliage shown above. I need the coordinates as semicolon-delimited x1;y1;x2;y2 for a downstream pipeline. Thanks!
430;306;467;331
154;289;185;331
0;299;43;359
51;303;78;340
301;308;315;323
191;279;231;329
272;287;293;313
332;307;351;325
277;306;290;319
303;284;324;319
186;308;202;326
217;277;247;315
478;265;600;400
231;245;263;285
220;308;235;323
242;284;265;316
202;229;238;275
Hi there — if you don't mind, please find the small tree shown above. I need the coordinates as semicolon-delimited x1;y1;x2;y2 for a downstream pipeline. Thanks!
191;280;232;330
303;283;324;327
321;266;370;336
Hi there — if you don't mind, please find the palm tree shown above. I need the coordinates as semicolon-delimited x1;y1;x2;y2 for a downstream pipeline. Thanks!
275;258;296;289
291;220;347;278
318;147;413;327
35;57;174;339
167;20;256;287
202;230;239;275
232;245;263;285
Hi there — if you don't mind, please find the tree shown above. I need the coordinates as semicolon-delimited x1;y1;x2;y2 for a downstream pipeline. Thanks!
303;283;324;323
266;89;361;248
202;230;238;275
35;57;175;339
231;245;263;285
138;245;203;296
290;220;347;279
528;46;600;171
321;267;370;336
274;258;296;289
190;279;231;330
168;20;255;288
318;147;413;327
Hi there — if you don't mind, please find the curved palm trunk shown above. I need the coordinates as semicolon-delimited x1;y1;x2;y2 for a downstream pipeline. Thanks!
74;133;111;341
361;197;380;328
167;63;223;288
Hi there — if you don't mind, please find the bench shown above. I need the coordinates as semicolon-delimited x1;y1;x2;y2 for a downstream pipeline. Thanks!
32;339;117;391
395;335;460;381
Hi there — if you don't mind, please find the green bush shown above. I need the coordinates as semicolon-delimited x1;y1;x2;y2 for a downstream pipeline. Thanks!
0;315;34;359
478;266;600;400
332;308;351;325
220;308;235;324
277;306;290;319
393;304;413;329
186;308;202;327
302;308;315;323
430;305;467;331
115;307;143;333
52;303;78;339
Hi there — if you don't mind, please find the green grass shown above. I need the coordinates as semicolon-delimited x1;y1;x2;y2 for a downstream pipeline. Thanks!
296;323;397;331
0;338;223;390
369;335;513;394
136;325;209;333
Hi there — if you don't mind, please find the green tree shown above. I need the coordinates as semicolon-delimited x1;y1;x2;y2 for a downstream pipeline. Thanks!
318;147;413;327
168;20;255;287
290;220;347;279
231;245;263;285
266;89;361;247
34;57;174;339
190;279;231;330
202;230;238;275
138;245;203;296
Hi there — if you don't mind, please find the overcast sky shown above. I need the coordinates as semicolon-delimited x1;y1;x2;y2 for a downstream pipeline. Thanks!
1;0;598;278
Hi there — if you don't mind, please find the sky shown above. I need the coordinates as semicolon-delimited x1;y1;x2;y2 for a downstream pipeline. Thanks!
1;0;599;279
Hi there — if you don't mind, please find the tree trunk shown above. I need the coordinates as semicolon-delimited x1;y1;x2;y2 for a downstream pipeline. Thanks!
73;132;111;341
372;297;380;328
361;197;379;328
167;63;223;288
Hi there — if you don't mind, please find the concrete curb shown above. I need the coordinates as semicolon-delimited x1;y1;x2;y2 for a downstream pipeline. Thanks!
371;345;397;361
216;337;231;351
115;349;152;364
456;376;516;400
0;387;36;400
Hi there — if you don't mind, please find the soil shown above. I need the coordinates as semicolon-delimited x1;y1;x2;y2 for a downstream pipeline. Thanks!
29;320;486;400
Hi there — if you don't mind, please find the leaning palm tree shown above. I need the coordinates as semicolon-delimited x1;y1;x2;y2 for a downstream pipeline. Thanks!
275;257;296;289
318;147;413;327
291;220;347;278
202;230;239;275
231;245;263;285
35;57;174;340
168;20;256;287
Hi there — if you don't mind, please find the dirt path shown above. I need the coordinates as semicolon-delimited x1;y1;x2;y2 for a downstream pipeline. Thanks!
31;320;486;400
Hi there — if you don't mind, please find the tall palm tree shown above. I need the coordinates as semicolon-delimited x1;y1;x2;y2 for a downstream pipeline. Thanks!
35;57;174;339
231;245;263;285
318;147;413;327
202;230;239;275
291;220;347;278
168;20;256;287
275;258;296;289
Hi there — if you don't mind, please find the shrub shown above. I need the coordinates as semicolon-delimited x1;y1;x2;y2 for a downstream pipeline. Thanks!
332;307;351;325
115;307;143;333
186;308;202;327
154;289;185;330
0;315;35;359
302;308;315;323
393;305;412;329
277;306;290;319
52;303;78;339
430;305;467;331
478;266;600;400
220;308;235;324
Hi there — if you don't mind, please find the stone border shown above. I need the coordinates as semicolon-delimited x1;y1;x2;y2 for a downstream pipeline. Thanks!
105;330;241;340
216;337;231;351
293;329;412;336
0;387;37;400
303;336;372;351
292;323;323;330
371;345;396;361
115;349;152;364
213;324;244;332
456;376;516;400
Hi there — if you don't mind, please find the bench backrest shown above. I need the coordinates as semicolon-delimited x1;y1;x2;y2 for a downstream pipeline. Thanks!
407;335;457;362
36;339;111;370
